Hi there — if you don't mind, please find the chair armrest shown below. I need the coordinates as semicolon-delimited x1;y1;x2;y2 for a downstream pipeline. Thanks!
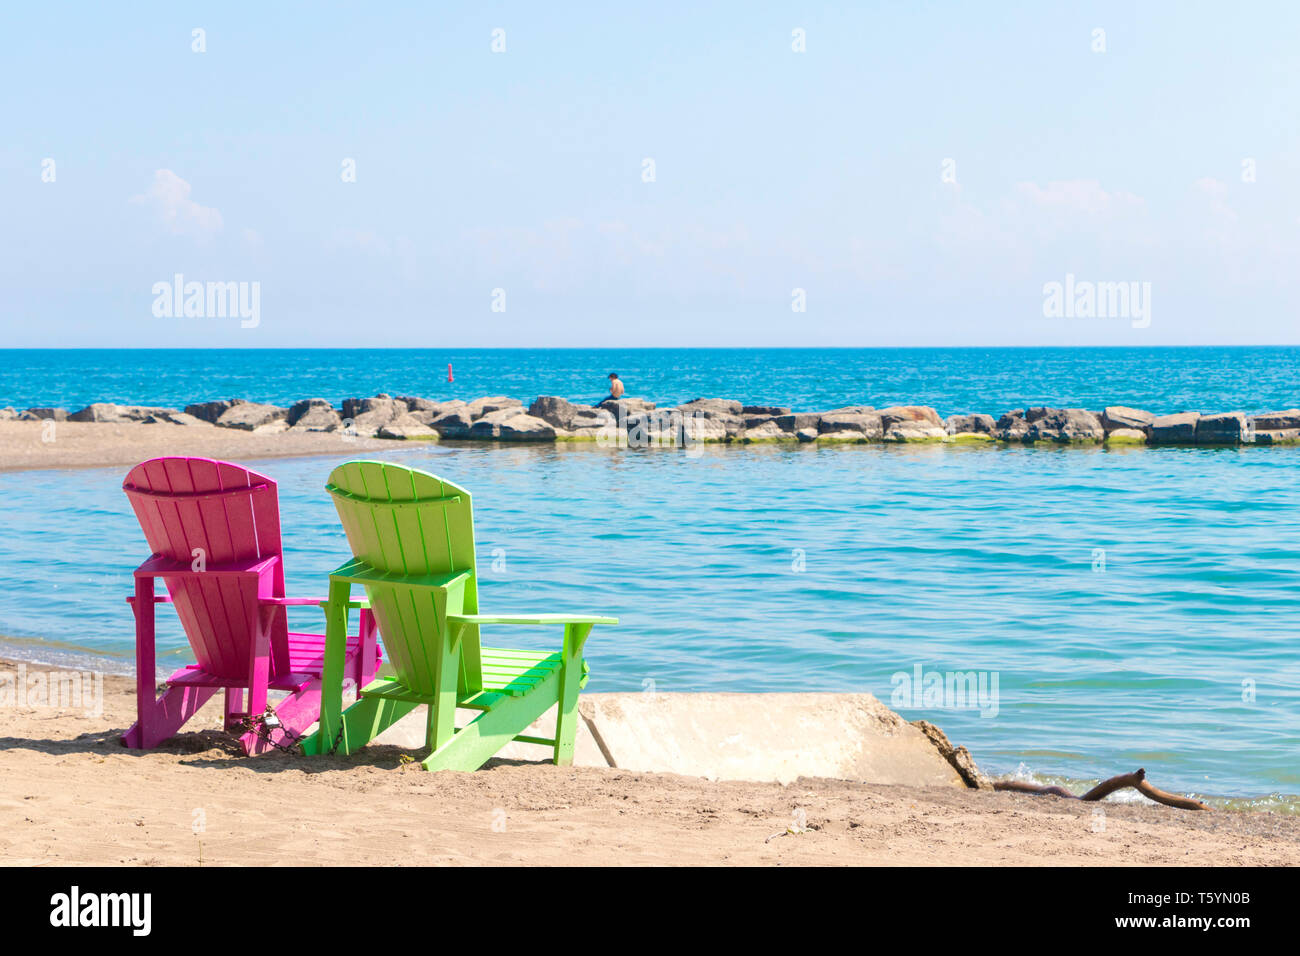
447;613;617;626
260;596;372;609
135;553;279;579
126;595;173;605
448;613;614;662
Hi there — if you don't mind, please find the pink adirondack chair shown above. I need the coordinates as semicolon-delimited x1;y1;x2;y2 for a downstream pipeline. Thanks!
120;456;380;755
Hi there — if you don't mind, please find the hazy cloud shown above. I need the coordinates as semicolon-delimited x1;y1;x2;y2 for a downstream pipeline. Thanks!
131;169;223;236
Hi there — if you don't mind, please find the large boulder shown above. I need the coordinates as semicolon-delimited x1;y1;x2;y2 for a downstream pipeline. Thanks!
498;414;558;441
215;402;287;431
551;401;614;439
1256;428;1300;445
528;396;599;430
673;406;744;439
287;398;343;432
397;396;442;416
466;396;523;419
1252;409;1300;430
1149;412;1200;445
886;421;947;442
680;415;729;444
468;408;529;439
342;393;398;420
1025;408;1104;444
1105;427;1147;445
429;406;475;438
464;408;558;441
994;409;1030;442
742;405;791;416
598;399;658;434
338;395;387;421
623;412;663;447
739;420;791;442
144;410;210;427
775;412;821;432
570;407;614;431
69;403;179;423
878;405;943;429
1101;406;1155;434
403;399;467;426
378;413;439;440
817;409;883;438
0;407;17;421
718;414;747;439
1196;412;1249;445
944;413;995;435
25;407;68;421
184;399;244;424
1059;408;1106;443
677;397;741;418
339;394;406;435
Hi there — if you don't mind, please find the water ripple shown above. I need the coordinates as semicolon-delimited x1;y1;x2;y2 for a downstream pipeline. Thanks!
0;441;1298;799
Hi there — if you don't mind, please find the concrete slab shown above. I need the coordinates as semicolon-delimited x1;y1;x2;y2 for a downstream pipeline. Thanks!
579;692;964;786
372;691;965;787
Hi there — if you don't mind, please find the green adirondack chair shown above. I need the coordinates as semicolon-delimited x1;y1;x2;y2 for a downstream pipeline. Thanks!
302;460;617;771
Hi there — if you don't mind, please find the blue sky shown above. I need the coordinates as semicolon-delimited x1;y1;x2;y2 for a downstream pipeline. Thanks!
2;1;1298;347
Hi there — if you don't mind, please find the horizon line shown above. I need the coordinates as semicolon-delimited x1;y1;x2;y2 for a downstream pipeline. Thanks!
2;344;1298;352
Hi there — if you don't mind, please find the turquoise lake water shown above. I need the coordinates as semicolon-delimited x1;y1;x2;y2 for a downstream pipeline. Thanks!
0;347;1297;805
1;440;1297;805
2;346;1299;414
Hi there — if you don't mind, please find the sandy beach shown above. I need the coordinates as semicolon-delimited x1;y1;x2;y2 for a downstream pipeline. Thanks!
0;420;394;473
2;658;1296;866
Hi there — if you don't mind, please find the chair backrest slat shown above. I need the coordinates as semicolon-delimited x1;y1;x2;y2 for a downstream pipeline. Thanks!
123;457;288;679
326;461;481;696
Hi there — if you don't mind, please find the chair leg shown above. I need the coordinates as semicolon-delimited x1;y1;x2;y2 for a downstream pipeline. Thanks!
122;576;218;749
238;677;322;754
122;683;217;749
223;688;244;731
355;609;379;690
425;634;460;755
312;577;352;755
552;624;592;766
233;605;275;756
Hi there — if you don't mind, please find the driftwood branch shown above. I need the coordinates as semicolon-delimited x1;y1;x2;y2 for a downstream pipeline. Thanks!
993;767;1211;811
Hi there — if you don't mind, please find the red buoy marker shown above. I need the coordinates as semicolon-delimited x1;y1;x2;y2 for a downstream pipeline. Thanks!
447;363;454;383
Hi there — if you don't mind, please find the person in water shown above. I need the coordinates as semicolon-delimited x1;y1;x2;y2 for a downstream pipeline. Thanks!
605;372;625;402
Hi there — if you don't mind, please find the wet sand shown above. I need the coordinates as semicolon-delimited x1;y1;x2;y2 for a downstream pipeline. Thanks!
0;420;394;472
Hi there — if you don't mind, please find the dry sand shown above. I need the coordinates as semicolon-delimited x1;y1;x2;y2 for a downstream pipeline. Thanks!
0;420;394;472
2;660;1297;866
